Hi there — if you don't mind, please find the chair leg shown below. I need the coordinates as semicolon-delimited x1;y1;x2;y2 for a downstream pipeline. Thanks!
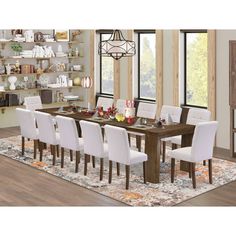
208;159;213;184
75;151;80;173
108;160;112;184
21;136;25;156
189;162;192;178
51;145;56;165
136;135;142;152
203;160;206;166
100;158;104;181
171;158;175;183
84;154;88;175
70;150;73;161
143;162;146;184
128;133;131;145
172;143;177;150
116;163;120;176
191;163;196;189
56;145;59;157
92;156;95;168
33;140;38;159
39;141;43;162
162;141;166;163
125;165;130;190
61;147;64;168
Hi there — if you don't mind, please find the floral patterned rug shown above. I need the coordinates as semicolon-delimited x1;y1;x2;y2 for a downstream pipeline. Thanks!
1;135;236;206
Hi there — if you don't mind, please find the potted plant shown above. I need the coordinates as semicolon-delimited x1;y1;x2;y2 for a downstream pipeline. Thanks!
11;43;22;58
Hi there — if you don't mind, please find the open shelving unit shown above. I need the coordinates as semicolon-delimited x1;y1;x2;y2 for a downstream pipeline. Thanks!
0;29;86;112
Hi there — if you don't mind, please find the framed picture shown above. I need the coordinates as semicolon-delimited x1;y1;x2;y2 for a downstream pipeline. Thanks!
54;30;70;41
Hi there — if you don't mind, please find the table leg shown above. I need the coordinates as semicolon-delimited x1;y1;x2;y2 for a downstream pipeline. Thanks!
180;133;193;172
145;133;160;183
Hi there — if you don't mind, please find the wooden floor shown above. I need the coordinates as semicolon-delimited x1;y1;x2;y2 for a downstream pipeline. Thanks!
1;126;236;206
0;127;126;206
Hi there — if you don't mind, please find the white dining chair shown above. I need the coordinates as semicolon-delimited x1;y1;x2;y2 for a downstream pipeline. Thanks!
105;125;148;190
79;120;108;180
56;115;84;172
34;111;60;165
96;97;114;111
16;108;39;159
132;102;157;151
170;108;211;165
137;102;157;119
115;99;126;114
168;121;218;188
24;96;43;111
160;105;182;162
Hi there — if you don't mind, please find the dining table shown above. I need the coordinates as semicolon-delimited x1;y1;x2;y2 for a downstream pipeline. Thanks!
38;106;195;184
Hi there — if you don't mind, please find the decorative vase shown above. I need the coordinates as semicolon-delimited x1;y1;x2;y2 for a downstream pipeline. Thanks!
6;64;11;75
8;76;17;90
73;77;81;86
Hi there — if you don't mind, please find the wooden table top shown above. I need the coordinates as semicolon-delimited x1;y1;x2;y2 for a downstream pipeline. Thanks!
39;106;195;139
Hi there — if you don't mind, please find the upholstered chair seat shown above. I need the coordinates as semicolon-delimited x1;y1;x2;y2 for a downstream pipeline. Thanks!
168;121;218;188
105;124;148;189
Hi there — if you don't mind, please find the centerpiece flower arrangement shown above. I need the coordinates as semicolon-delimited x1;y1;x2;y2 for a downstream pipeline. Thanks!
105;104;117;119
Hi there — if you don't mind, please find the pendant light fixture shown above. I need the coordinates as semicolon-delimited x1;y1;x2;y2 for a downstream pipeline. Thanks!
98;30;136;60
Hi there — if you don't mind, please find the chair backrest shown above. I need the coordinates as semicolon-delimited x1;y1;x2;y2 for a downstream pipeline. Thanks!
104;125;131;165
34;111;57;145
79;120;105;157
24;96;42;111
116;99;126;114
187;108;211;125
191;121;218;162
56;115;80;150
16;108;38;140
96;97;114;111
137;102;157;119
160;105;182;123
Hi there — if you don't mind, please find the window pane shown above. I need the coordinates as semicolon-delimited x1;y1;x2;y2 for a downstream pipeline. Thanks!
101;33;114;95
139;33;156;100
186;33;208;107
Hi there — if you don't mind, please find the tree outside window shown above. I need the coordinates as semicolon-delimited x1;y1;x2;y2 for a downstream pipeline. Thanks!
185;32;208;107
138;32;156;101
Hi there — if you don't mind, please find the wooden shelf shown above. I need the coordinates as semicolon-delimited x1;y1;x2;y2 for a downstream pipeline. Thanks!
0;86;81;94
0;40;83;44
0;71;83;78
0;56;82;61
0;100;83;114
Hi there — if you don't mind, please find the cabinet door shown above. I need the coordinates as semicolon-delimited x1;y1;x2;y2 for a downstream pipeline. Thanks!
229;41;236;106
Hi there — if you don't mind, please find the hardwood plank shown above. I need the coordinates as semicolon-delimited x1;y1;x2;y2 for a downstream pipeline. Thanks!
172;30;179;106
127;30;134;100
0;155;126;206
208;30;216;120
89;30;96;108
114;60;120;101
156;30;163;117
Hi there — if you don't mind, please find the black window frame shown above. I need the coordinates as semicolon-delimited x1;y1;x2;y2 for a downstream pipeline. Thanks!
98;30;114;97
183;29;208;109
136;30;156;102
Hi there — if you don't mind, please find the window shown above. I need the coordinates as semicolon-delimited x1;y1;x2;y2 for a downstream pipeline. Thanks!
137;31;156;101
100;32;114;95
184;31;208;108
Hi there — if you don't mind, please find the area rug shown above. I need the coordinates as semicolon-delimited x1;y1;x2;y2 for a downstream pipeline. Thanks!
1;135;236;206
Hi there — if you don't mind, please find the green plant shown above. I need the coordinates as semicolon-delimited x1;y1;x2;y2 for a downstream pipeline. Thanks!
11;43;22;53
